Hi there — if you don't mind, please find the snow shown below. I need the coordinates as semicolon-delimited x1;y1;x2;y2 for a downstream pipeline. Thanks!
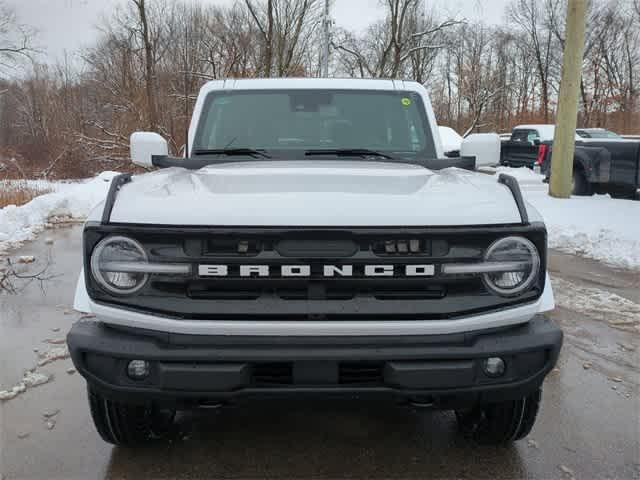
496;167;640;270
0;370;51;402
552;277;640;333
0;172;119;254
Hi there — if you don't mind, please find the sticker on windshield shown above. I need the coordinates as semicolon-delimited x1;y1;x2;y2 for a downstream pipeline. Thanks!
401;97;412;107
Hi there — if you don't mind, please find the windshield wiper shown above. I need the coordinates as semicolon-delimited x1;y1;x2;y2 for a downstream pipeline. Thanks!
305;149;398;161
192;148;271;159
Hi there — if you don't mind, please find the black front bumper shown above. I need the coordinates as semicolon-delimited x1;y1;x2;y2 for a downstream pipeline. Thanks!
67;315;562;409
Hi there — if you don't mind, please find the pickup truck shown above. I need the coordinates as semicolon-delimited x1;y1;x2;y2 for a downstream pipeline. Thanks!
501;124;640;198
67;78;561;447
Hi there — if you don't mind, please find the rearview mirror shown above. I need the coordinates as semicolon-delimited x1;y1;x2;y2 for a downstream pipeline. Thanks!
130;132;168;168
461;133;501;168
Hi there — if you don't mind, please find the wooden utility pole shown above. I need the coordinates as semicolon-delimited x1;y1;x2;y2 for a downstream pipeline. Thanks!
321;0;330;77
549;0;588;198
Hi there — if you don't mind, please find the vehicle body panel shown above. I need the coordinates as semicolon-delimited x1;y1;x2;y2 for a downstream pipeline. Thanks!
108;162;524;226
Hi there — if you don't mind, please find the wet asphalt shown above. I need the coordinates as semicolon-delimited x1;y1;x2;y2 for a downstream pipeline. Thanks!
0;225;638;480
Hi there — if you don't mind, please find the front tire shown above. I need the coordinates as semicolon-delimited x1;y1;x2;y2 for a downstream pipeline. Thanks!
456;389;541;445
87;387;174;446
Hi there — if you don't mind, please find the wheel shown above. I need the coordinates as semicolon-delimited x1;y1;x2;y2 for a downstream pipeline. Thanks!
455;389;541;445
572;169;592;196
87;387;175;446
609;187;637;200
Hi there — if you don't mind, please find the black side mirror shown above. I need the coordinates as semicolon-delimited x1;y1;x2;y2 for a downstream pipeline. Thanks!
533;139;541;146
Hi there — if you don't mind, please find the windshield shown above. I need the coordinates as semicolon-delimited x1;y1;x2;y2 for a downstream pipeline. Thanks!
192;90;437;159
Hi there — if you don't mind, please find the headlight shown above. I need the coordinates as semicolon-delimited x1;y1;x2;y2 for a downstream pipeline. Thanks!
482;236;540;297
90;236;149;295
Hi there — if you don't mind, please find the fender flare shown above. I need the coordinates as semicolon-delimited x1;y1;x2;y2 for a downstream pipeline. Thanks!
573;146;611;183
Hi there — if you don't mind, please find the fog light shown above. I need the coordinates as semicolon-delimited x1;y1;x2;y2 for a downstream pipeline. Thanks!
483;357;506;378
127;360;150;380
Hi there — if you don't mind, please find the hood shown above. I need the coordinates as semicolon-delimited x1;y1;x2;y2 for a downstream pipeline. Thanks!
107;161;523;226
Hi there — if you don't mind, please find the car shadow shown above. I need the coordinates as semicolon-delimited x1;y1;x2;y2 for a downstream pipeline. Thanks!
104;400;527;479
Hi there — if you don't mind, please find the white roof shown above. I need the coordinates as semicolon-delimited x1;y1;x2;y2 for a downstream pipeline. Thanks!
200;77;420;93
513;124;557;141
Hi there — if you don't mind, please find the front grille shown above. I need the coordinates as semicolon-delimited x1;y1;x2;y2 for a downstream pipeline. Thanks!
252;363;293;386
84;224;547;320
339;362;384;385
250;362;384;387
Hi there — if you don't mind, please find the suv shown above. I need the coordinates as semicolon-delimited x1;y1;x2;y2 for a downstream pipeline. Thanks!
68;78;562;447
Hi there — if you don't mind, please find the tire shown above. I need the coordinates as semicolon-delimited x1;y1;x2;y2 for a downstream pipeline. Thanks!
455;389;541;445
87;387;174;446
609;187;637;200
572;168;592;196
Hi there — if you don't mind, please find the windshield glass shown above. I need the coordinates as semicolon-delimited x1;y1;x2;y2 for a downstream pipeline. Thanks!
193;90;437;159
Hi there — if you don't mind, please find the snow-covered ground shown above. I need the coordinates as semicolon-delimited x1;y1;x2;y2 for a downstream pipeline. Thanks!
0;167;638;270
0;172;119;255
493;166;640;270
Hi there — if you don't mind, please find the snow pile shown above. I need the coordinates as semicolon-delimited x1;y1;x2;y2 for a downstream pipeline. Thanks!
0;370;52;401
552;277;640;333
528;192;640;269
0;171;119;254
0;178;74;193
496;167;640;270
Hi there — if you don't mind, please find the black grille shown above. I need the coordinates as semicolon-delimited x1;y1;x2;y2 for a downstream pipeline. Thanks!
339;362;384;385
251;363;293;386
250;362;384;387
84;223;547;320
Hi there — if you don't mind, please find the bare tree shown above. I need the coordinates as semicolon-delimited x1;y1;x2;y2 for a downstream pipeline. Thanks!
508;0;557;123
132;0;158;130
245;0;322;76
333;0;460;79
0;1;35;76
1;0;638;181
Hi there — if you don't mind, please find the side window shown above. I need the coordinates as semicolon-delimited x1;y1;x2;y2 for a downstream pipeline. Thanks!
511;130;532;143
527;131;540;144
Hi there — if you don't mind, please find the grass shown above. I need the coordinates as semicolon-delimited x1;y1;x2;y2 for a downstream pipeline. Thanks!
0;180;54;208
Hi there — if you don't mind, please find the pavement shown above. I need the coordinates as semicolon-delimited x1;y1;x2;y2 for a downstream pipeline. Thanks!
0;225;638;480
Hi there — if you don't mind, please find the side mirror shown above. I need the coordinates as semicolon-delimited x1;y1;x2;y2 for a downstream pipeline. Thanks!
461;133;501;168
130;132;168;168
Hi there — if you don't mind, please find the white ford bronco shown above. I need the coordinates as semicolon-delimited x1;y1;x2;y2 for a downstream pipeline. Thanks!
68;78;562;446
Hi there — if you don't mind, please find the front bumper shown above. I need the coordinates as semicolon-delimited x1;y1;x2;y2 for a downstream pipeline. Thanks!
67;315;562;409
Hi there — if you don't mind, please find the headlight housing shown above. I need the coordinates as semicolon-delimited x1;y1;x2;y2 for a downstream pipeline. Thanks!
482;236;540;297
90;236;149;295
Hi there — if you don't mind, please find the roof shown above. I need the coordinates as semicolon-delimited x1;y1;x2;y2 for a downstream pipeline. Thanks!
199;77;423;93
512;125;556;141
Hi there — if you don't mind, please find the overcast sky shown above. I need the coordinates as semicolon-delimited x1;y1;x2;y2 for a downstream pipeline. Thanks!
8;0;511;64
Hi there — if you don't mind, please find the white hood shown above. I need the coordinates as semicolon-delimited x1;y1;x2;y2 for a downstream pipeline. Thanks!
108;161;524;226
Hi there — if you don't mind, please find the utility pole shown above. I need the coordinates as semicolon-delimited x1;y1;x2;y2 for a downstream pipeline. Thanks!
549;0;588;198
321;0;330;77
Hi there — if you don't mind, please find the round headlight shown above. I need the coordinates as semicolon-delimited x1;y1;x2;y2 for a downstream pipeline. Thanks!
483;236;540;297
90;236;149;295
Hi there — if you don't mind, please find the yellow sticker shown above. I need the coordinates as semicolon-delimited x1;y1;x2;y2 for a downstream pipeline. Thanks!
401;97;411;106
